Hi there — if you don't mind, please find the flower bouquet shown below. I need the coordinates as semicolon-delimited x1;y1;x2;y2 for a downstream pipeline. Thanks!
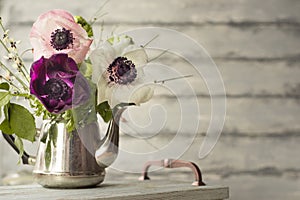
0;9;155;187
0;9;153;146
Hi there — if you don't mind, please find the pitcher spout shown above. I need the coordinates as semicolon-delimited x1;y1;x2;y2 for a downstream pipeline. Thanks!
95;103;134;168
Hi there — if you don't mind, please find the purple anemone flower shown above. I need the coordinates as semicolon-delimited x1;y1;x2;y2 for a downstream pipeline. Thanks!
30;53;89;114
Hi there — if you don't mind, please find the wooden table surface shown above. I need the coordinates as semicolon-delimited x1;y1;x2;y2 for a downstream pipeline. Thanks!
0;181;229;200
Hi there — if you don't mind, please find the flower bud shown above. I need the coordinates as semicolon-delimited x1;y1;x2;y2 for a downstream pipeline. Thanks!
74;16;93;37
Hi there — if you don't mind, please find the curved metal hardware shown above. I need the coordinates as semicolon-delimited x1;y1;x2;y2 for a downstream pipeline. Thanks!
139;158;206;186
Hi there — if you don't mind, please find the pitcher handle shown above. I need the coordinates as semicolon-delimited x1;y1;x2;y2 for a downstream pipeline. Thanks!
2;133;35;165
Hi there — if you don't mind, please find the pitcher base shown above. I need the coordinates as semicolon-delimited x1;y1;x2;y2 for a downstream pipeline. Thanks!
33;171;105;188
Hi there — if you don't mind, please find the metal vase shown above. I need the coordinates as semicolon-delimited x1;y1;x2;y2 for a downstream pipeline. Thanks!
33;121;105;188
2;105;128;188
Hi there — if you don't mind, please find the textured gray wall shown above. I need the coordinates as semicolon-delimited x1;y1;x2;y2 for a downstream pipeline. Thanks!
0;0;300;199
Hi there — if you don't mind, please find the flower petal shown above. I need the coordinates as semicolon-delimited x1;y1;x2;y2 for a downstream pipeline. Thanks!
72;73;91;107
129;85;154;106
109;35;133;56
123;47;148;66
90;42;115;83
97;75;113;105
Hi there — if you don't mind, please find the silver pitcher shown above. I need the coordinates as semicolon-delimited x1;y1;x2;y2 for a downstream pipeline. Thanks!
2;106;126;188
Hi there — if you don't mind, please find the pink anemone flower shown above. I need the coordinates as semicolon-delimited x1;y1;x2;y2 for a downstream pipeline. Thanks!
30;9;92;63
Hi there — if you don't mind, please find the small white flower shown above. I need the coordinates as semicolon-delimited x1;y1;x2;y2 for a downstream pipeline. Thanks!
4;70;11;81
2;30;9;41
90;35;154;107
3;53;14;60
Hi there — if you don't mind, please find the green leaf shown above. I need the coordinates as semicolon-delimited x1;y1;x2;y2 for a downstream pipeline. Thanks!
0;82;10;91
63;110;75;133
45;140;51;169
0;119;13;134
4;103;10;120
72;80;97;128
79;60;93;78
96;101;112;123
0;92;11;107
40;129;48;144
14;136;24;164
49;123;58;147
9;103;36;142
0;103;13;134
66;119;75;133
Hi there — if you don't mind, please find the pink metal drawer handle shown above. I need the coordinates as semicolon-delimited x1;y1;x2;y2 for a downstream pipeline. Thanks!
139;158;206;186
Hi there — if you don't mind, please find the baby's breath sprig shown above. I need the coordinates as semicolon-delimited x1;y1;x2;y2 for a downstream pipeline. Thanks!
0;18;30;91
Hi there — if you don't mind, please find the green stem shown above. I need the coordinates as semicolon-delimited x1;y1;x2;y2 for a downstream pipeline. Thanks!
0;38;30;86
148;49;169;62
0;41;30;83
142;34;159;48
0;61;28;90
0;20;5;32
0;76;20;90
20;48;33;58
11;92;30;97
22;63;30;76
18;62;30;83
0;42;30;83
0;22;30;82
154;75;193;84
0;39;10;53
20;49;32;76
89;0;110;24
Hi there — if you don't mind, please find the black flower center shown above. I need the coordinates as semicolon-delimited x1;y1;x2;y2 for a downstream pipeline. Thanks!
50;28;74;51
45;78;70;100
107;57;137;85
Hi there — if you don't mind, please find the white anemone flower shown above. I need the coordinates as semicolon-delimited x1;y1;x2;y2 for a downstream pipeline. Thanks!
90;35;154;107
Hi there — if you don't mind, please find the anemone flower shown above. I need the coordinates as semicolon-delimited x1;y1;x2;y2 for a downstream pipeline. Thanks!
30;54;90;114
30;9;92;63
90;35;154;107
